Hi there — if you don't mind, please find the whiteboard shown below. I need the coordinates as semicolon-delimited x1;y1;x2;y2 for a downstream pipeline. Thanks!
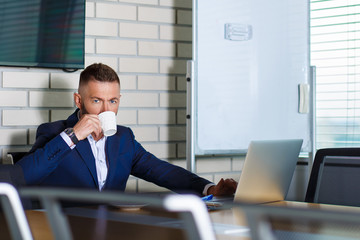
193;0;311;154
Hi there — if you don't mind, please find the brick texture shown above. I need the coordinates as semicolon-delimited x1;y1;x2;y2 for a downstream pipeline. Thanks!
138;7;176;23
96;3;136;20
0;91;27;107
119;23;158;39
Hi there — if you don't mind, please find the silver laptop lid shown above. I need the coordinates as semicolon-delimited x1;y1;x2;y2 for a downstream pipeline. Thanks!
234;139;303;203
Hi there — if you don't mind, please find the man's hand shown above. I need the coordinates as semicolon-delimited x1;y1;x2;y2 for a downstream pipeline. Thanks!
207;178;237;196
73;114;103;141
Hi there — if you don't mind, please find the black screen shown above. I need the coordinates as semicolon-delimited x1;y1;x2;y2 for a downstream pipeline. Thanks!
0;0;85;69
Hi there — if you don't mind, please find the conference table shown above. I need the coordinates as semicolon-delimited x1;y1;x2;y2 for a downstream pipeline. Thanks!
2;200;360;240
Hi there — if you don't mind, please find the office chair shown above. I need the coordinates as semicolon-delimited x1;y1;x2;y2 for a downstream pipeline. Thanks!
0;164;26;187
7;151;28;164
0;182;33;240
0;164;32;209
305;148;360;206
20;188;216;240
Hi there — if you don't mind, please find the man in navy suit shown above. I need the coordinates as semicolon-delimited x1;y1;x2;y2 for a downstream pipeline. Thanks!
17;63;237;196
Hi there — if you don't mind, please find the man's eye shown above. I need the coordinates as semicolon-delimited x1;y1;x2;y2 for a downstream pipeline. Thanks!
93;99;100;103
110;100;117;104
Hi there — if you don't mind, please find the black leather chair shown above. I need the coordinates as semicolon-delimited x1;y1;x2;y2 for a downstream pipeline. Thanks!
0;164;31;209
7;152;28;164
0;164;26;188
305;148;360;206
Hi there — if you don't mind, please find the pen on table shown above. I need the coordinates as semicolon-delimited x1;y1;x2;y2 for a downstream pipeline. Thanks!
201;194;213;201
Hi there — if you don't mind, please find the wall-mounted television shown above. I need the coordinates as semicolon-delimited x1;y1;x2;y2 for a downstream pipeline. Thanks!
0;0;85;70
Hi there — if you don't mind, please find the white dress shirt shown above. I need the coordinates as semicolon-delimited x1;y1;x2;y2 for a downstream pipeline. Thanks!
87;135;108;191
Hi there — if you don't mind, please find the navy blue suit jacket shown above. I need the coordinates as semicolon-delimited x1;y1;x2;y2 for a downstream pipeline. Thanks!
17;109;212;195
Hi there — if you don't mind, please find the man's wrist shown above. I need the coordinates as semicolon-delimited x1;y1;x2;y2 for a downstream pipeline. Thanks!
64;128;79;145
203;183;216;195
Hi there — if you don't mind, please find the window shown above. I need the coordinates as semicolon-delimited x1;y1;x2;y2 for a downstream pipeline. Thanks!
311;0;360;148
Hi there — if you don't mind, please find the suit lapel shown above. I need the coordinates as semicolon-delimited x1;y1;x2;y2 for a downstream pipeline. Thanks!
105;135;123;188
65;109;80;128
104;137;114;187
65;109;98;187
75;137;99;188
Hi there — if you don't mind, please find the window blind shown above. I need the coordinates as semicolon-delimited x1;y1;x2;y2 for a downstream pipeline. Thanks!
311;0;360;148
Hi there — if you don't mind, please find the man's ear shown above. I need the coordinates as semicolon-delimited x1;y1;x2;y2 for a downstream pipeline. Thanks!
74;93;81;109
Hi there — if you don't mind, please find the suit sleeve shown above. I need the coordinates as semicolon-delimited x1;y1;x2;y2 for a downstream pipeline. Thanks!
128;129;212;195
16;123;72;185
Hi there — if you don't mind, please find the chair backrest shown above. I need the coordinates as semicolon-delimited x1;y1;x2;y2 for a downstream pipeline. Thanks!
20;188;216;240
0;164;26;187
0;182;33;240
0;164;32;209
7;151;28;164
305;148;360;206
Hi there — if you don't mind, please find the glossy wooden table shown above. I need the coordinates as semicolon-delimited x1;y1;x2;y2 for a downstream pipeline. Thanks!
29;207;187;240
1;208;181;240
267;201;360;239
211;201;360;240
2;201;360;240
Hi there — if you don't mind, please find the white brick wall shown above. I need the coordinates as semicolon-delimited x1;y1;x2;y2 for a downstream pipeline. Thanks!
160;25;192;41
120;0;157;5
159;126;185;141
0;91;27;107
177;43;192;58
116;109;137;125
51;110;76;122
0;0;241;193
29;129;37;145
119;23;158;39
3;72;49;88
177;10;192;25
143;143;176;159
177;142;186;158
160;0;192;8
97;39;137;55
138;76;176;90
3;110;49;126
132;126;158;142
159;92;186;107
138;7;176;23
138;41;176;57
138;109;176;125
85;56;118;70
0;129;27;145
119;75;137;90
96;3;137;20
29;92;74;107
160;59;187;74
120;92;158;107
50;73;79;89
119;58;158;73
196;158;232;174
85;20;118;37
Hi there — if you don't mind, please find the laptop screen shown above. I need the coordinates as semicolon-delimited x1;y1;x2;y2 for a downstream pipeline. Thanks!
234;139;303;203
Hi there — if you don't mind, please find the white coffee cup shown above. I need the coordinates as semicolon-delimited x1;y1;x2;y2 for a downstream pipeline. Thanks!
98;111;117;136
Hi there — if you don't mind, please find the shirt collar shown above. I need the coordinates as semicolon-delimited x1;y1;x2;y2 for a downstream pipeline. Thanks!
88;134;106;143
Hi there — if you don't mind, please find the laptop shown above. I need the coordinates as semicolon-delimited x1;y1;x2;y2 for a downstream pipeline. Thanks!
208;139;303;206
234;139;303;203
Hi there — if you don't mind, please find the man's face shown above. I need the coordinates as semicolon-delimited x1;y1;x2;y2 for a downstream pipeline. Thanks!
75;80;121;116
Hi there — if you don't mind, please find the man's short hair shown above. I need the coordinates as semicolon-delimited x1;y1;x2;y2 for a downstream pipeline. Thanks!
79;63;120;89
